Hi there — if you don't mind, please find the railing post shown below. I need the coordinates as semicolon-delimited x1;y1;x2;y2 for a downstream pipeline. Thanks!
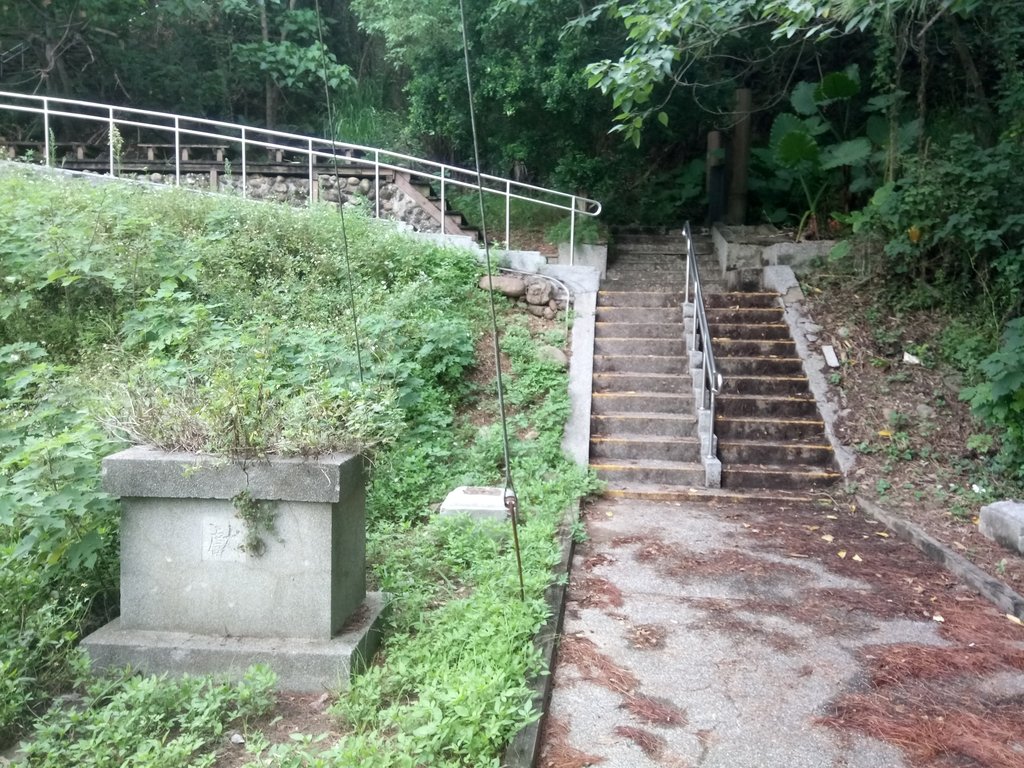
440;174;447;242
691;289;699;352
174;116;181;186
307;138;314;207
374;150;380;219
707;391;717;459
505;180;511;249
240;127;247;199
569;199;577;266
43;98;50;167
683;230;692;306
108;107;116;177
40;98;50;167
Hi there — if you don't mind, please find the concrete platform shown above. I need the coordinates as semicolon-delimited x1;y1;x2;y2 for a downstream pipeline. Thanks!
81;592;389;692
538;497;1024;767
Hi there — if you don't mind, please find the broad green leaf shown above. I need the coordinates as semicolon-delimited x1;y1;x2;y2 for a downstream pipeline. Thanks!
769;113;806;151
828;240;852;262
776;131;820;167
820;137;871;169
815;70;859;103
790;81;818;115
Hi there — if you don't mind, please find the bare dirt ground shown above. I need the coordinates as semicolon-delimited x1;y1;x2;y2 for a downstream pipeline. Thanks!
800;276;1024;595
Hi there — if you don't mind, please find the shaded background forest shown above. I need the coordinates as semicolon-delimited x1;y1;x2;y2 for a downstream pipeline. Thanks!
2;0;1023;466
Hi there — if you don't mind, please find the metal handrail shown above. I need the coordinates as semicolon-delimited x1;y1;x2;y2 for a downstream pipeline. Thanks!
682;221;722;460
0;90;601;263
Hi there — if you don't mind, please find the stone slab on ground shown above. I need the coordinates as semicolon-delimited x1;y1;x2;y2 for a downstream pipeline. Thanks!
438;486;508;521
82;592;389;693
980;500;1024;555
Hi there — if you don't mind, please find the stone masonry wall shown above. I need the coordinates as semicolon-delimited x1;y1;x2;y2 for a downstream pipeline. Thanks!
135;172;441;233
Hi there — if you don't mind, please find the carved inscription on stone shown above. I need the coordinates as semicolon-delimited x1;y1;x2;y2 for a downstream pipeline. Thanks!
202;517;246;562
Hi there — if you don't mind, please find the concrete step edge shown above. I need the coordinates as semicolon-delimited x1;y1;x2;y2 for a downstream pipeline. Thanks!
602;486;819;505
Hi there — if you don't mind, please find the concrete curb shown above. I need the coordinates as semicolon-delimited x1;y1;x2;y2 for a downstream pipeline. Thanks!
501;503;578;768
857;495;1024;620
502;264;597;768
767;264;856;475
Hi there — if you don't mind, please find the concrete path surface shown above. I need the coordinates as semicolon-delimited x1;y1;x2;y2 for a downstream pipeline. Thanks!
539;497;1024;768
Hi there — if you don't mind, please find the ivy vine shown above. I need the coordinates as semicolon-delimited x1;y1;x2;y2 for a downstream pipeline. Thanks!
231;490;279;558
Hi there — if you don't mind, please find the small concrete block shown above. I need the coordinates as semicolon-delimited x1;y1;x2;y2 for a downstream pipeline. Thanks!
979;501;1024;554
822;345;841;368
703;456;722;488
82;592;390;693
439;486;508;521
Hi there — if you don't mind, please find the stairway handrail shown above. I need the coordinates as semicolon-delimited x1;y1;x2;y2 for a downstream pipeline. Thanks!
682;221;722;461
0;90;601;261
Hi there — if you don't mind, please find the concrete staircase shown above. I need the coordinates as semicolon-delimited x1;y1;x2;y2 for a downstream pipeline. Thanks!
708;291;841;490
589;230;840;495
589;232;709;492
392;171;481;241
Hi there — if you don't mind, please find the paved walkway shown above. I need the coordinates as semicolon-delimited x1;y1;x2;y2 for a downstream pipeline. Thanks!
539;496;1024;768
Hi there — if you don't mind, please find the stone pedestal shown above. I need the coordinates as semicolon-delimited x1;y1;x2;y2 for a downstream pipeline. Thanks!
82;446;387;691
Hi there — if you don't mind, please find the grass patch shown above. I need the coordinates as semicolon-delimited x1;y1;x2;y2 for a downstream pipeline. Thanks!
0;165;597;764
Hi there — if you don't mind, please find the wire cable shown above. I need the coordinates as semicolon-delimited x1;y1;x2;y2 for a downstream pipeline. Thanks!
313;0;365;385
458;0;525;601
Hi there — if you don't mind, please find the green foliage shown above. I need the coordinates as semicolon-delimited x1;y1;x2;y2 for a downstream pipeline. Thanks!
0;342;120;742
242;317;600;766
19;665;276;767
845;134;1024;317
545;216;608;246
962;318;1024;479
231;491;279;558
0;167;594;766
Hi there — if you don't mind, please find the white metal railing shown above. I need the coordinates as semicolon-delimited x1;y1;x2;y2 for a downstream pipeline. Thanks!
682;221;722;462
0;90;601;262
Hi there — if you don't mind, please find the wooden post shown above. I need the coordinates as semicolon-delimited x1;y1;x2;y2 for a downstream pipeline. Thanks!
727;88;752;225
706;131;726;225
209;169;219;192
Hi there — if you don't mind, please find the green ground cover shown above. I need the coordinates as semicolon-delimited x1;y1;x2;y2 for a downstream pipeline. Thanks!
0;167;596;765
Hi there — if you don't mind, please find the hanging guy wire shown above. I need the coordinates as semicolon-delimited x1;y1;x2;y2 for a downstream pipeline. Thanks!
313;0;365;385
459;0;526;602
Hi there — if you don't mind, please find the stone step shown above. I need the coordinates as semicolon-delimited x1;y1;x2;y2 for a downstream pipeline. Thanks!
611;254;685;265
718;439;835;466
723;375;811;396
712;323;791;340
591;391;694;415
715;416;826;441
592;372;690;394
591;459;706;487
594;337;686;357
594;322;682;339
714;338;797;357
591;412;697;437
715;356;804;376
596;306;681;324
590;436;701;462
593;354;688;375
597;291;682;308
706;307;784;324
716;393;819;419
706;292;780;309
721;465;842;490
602;279;687;293
601;485;816;505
